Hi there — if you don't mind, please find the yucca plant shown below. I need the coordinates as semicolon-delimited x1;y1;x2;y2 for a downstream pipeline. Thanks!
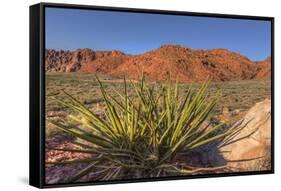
47;74;238;182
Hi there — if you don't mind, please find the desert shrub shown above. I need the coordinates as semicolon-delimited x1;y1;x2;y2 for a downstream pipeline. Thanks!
48;74;239;182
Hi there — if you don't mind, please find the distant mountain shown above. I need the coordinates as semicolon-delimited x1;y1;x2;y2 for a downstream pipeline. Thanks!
45;45;271;82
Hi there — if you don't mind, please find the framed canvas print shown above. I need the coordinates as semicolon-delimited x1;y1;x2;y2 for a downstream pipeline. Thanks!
29;2;274;189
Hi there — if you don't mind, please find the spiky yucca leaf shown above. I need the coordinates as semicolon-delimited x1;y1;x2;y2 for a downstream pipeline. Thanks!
48;74;237;182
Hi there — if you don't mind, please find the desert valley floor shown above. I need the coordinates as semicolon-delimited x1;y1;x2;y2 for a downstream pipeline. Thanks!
45;72;271;184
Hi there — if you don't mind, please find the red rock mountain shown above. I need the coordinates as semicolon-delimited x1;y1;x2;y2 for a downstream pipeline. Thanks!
45;45;271;82
255;57;271;79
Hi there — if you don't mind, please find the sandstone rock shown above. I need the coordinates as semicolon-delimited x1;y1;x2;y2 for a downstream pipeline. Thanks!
231;109;241;116
47;111;67;118
222;107;230;115
65;62;81;72
214;107;231;123
45;45;271;82
255;57;271;79
220;99;271;171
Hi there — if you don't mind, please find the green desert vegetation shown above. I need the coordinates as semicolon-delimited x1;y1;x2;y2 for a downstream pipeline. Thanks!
46;73;271;137
46;73;252;182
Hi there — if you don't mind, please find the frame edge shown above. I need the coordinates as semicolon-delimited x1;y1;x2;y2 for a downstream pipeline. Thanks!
29;3;44;188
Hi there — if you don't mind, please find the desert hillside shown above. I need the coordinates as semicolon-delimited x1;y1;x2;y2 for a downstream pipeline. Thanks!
45;45;271;82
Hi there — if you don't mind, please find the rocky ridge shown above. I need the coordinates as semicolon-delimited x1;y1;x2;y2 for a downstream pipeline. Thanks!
45;45;271;82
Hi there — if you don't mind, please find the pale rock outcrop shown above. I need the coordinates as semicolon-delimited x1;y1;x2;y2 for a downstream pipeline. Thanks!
220;99;271;171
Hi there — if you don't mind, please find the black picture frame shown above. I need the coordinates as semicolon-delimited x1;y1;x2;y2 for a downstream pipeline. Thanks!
30;2;275;189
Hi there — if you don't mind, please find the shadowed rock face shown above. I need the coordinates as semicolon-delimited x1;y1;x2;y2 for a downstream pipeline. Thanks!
255;57;272;79
45;45;271;82
220;99;271;171
45;48;127;73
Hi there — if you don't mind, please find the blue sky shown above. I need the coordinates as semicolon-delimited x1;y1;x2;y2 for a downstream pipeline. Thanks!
45;7;271;61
